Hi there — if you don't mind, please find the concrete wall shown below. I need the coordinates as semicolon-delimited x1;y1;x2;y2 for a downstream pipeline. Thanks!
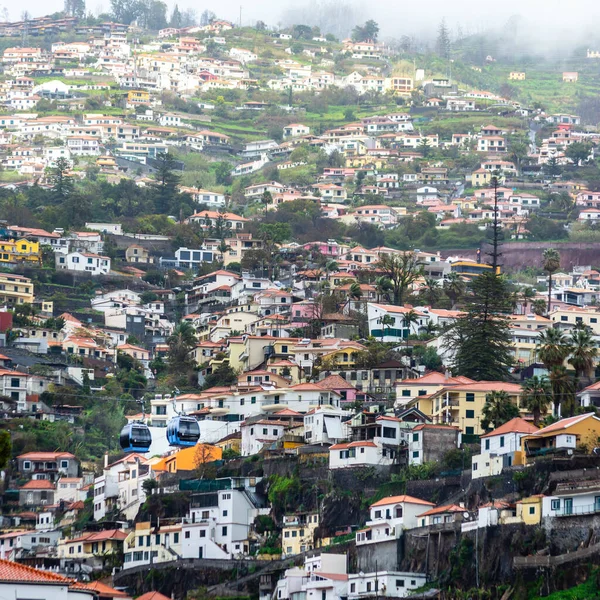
357;538;400;572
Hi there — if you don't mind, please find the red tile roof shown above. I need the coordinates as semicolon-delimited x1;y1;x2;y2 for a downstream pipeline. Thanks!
79;580;129;598
480;417;538;438
0;558;74;584
136;593;171;600
370;495;434;508
529;412;599;436
20;479;55;490
417;504;464;517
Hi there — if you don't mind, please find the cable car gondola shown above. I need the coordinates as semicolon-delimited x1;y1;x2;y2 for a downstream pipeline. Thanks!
120;422;152;453
167;415;200;447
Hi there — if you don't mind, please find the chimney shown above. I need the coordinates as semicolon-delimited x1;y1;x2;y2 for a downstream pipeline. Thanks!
104;452;109;469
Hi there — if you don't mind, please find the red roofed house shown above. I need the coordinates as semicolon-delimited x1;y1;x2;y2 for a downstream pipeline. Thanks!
520;412;600;460
417;503;465;527
17;452;79;479
329;440;395;469
0;558;97;600
57;529;128;565
472;417;539;479
408;424;460;466
356;495;435;545
136;593;171;600
19;479;56;508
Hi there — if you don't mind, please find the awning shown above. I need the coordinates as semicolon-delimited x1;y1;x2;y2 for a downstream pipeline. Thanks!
324;417;344;439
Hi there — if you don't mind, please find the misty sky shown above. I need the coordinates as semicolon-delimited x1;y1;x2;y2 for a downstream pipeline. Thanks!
16;0;600;41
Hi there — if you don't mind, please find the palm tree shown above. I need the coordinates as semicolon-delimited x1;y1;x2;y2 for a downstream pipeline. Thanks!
569;326;598;388
522;376;552;426
349;282;363;313
531;299;547;317
549;365;576;417
537;327;571;370
379;314;395;341
481;390;520;431
443;272;465;308
401;309;420;356
217;239;231;262
542;248;560;314
423;277;441;307
261;190;273;216
166;321;197;375
375;276;393;302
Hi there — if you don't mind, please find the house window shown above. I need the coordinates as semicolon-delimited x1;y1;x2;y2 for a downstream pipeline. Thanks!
529;506;535;515
412;433;419;442
23;461;31;470
466;410;475;419
466;393;475;402
185;531;190;539
500;436;505;447
10;378;20;387
396;580;405;587
465;427;474;435
402;390;411;397
485;439;490;450
222;526;227;536
551;499;560;510
413;451;419;458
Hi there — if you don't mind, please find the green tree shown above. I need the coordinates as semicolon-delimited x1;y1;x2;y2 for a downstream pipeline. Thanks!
565;141;592;165
351;19;379;42
446;272;514;380
522;376;552;426
531;298;547;316
49;157;74;205
435;19;451;59
153;153;181;214
481;390;520;431
545;155;561;178
377;252;424;305
0;430;11;469
542;248;560;314
202;362;237;389
166;321;196;379
537;327;571;371
569;326;598;387
443;272;466;308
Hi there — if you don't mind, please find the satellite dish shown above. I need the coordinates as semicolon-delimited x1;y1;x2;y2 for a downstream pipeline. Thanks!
463;512;470;519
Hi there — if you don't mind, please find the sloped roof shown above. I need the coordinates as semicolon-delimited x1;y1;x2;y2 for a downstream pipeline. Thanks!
417;504;464;517
371;495;434;508
480;417;538;439
528;413;599;436
0;558;76;584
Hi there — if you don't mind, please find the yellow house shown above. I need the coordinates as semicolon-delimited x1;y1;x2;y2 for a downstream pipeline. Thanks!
282;512;320;557
124;521;182;566
214;431;241;455
152;444;222;475
509;72;526;80
453;198;478;211
228;335;300;373
520;412;600;460
471;168;493;186
516;495;543;525
0;239;41;265
427;381;523;437
321;342;366;369
57;529;127;560
127;89;150;105
0;273;34;304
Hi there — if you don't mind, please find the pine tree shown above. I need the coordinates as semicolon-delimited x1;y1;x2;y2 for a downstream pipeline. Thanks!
152;153;180;214
445;179;514;380
436;19;451;60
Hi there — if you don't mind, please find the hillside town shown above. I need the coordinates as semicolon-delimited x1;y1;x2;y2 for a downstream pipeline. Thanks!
4;7;600;600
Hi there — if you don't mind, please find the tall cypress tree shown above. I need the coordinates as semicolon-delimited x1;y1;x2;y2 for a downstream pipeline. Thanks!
445;177;514;380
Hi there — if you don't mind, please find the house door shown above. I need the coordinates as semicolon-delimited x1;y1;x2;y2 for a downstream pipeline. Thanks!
199;547;203;559
595;496;600;512
564;498;573;515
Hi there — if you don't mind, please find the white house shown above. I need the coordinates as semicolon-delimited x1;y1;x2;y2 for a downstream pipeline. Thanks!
283;123;310;139
180;477;266;559
240;419;288;456
348;571;427;599
93;453;151;521
355;495;434;546
472;417;538;479
367;303;428;343
304;405;346;445
329;440;394;470
0;560;96;600
56;252;111;275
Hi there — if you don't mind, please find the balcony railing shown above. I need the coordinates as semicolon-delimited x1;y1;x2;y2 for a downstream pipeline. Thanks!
555;503;600;517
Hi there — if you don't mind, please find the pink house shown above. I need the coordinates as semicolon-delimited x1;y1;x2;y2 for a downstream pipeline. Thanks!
290;300;320;325
301;240;350;257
